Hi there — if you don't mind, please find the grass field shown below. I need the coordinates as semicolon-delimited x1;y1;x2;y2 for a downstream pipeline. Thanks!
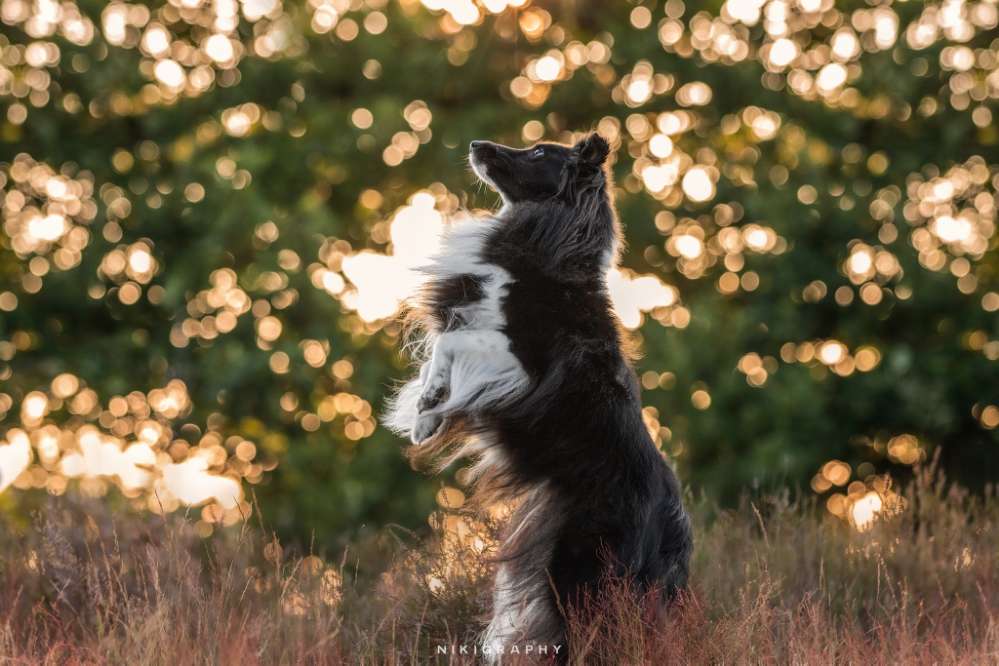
2;464;997;664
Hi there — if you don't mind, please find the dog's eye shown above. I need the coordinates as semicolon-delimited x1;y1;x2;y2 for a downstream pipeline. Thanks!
530;148;545;159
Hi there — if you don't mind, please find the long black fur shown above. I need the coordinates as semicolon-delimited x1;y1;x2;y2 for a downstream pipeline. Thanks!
398;134;692;655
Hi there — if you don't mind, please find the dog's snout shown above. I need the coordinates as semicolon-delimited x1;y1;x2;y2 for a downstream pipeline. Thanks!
470;140;494;159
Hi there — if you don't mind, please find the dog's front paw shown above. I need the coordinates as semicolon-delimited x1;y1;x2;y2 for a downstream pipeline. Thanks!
417;378;448;413
411;412;445;445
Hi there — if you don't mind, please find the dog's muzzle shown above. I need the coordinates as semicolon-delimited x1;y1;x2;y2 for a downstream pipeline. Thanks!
469;142;496;187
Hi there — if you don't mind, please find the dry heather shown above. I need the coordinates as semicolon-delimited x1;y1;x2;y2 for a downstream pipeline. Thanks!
1;465;997;665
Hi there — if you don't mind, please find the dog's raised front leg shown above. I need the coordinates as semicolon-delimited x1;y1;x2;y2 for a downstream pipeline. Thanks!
412;330;529;444
417;351;449;414
383;358;435;442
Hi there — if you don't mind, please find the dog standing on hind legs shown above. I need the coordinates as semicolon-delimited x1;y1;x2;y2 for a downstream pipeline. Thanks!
386;133;692;660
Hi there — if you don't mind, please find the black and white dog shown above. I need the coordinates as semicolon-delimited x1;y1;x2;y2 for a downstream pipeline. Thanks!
386;133;692;657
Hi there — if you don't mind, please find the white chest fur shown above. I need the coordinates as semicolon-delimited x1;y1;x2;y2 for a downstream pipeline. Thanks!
384;213;565;657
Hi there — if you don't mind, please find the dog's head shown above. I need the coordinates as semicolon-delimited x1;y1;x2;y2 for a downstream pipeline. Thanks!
469;133;610;205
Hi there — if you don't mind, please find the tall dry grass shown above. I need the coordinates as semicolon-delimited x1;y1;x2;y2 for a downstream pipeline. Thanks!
1;465;997;664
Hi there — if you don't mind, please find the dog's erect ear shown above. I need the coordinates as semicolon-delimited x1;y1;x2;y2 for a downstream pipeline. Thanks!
573;133;610;167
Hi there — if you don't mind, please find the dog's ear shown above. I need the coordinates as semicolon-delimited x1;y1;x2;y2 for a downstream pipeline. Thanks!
559;132;610;203
573;133;610;167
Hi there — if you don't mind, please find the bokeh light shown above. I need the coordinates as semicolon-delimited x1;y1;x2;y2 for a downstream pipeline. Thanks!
1;0;997;544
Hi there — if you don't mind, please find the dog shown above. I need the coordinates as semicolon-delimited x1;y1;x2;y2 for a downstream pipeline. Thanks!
386;133;692;659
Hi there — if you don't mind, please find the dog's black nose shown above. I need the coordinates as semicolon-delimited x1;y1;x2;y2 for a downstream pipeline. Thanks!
470;140;485;150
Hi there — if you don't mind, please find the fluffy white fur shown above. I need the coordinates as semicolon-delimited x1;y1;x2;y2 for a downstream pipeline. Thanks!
481;483;561;657
384;214;551;658
385;214;529;440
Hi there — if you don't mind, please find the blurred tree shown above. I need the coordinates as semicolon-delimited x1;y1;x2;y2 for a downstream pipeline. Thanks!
0;0;996;547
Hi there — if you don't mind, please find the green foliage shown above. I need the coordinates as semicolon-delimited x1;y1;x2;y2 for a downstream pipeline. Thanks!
0;1;996;548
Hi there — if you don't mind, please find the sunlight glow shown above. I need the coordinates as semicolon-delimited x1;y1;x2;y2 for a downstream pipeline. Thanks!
608;269;678;330
0;430;31;493
681;167;715;202
674;234;705;260
153;59;186;89
340;191;445;323
768;38;798;67
161;456;243;509
26;213;67;242
851;491;883;531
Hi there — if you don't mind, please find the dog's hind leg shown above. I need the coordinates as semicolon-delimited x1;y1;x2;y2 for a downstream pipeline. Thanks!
412;330;528;444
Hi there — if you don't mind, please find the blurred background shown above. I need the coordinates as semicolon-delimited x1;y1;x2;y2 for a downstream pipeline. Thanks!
0;0;997;553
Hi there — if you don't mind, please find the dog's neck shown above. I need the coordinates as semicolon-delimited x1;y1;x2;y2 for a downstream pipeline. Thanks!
491;196;619;282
